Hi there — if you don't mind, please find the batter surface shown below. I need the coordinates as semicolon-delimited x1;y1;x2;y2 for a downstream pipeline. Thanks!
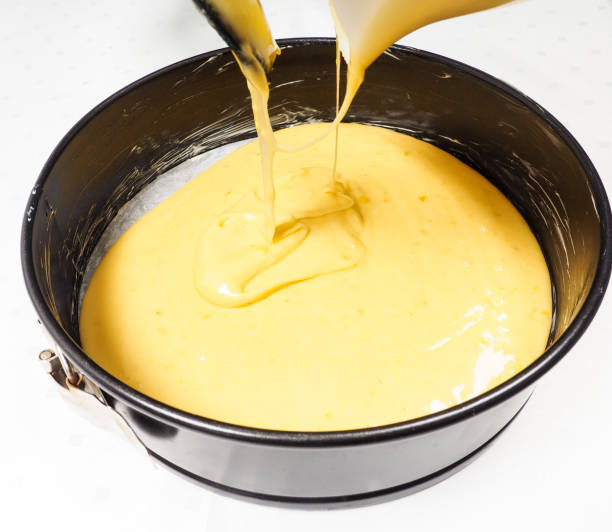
80;123;551;431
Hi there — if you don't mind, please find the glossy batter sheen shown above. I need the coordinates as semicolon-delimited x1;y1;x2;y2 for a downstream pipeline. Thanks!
80;123;552;431
216;0;514;241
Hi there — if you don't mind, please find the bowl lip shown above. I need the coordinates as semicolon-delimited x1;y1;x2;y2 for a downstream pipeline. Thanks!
21;37;612;447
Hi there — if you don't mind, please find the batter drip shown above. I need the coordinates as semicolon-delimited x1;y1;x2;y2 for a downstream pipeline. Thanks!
79;0;551;431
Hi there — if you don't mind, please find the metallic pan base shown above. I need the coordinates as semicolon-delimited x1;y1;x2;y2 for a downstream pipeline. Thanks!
22;39;612;503
151;400;529;509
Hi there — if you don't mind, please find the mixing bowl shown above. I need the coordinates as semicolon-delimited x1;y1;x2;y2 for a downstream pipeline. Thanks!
21;39;612;506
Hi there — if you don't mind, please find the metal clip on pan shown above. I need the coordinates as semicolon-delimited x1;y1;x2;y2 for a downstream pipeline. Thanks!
38;348;148;455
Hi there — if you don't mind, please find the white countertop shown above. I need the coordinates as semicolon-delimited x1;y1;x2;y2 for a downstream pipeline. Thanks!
1;0;611;530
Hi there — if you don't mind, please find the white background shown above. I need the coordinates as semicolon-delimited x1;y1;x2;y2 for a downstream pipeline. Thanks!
1;0;611;530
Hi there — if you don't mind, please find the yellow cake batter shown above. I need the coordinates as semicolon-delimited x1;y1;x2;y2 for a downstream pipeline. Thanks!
217;0;514;240
80;122;552;431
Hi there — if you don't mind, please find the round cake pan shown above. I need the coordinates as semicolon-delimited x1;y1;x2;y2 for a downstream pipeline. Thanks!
21;39;612;507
